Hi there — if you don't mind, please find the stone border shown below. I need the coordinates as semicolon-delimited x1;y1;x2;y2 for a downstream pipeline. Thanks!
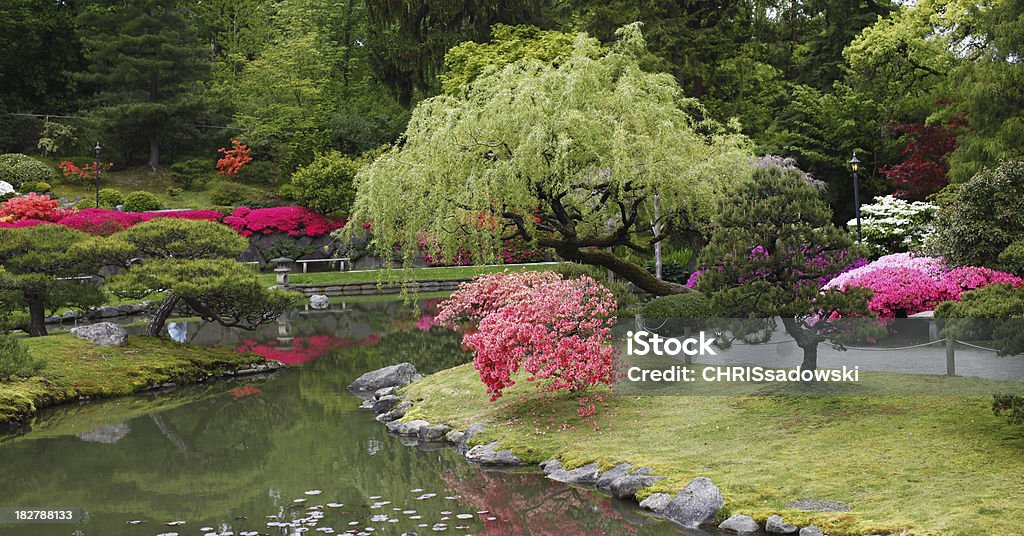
289;279;467;297
348;363;900;536
45;301;156;325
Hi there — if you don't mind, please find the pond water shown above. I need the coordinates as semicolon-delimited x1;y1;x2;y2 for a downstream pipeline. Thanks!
0;299;716;536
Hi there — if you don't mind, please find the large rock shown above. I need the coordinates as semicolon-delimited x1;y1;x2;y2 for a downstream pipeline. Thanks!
608;468;665;499
639;493;672;514
348;363;419;393
418;424;451;442
595;463;632;490
454;422;486;455
371;395;402;414
547;462;600;486
661;477;724;528
376;401;411;423
766;515;799;534
799;526;824;536
385;419;430;437
465;441;523;466
719;514;760;534
309;295;329;309
70;322;128;347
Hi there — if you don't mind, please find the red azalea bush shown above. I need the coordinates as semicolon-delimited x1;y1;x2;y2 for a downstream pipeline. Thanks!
437;272;618;401
58;160;113;183
216;140;253;178
223;206;345;237
1;193;60;221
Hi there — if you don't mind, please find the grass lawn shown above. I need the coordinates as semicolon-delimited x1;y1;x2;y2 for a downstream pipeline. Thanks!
401;364;1024;536
0;334;268;426
267;262;560;286
50;166;275;210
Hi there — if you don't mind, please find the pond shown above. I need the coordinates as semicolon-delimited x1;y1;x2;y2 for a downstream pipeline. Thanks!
0;298;715;536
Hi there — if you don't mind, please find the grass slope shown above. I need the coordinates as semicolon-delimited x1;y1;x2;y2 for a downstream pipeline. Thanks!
0;334;266;426
402;364;1024;536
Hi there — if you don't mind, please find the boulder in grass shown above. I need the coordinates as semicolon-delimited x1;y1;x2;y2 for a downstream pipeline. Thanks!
70;322;128;347
661;477;724;528
639;493;672;514
719;514;760;534
799;526;825;536
766;515;799;534
546;462;600;486
348;363;418;393
465;441;523;466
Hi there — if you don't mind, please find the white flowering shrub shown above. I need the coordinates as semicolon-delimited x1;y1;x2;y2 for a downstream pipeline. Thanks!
852;195;937;257
0;181;14;197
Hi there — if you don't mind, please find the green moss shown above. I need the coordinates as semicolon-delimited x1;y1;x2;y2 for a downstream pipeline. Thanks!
0;334;266;425
403;364;1024;536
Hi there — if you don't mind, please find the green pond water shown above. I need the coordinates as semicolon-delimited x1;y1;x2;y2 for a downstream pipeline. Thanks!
0;299;707;536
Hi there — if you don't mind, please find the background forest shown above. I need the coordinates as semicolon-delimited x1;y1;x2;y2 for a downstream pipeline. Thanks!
1;0;1022;223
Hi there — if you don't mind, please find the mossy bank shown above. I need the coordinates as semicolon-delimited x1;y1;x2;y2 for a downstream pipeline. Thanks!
0;334;279;428
398;363;1024;536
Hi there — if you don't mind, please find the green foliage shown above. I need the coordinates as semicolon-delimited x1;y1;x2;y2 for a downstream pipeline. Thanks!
288;150;360;214
97;188;124;208
644;260;690;285
935;284;1024;356
927;161;1024;270
993;395;1024;426
169;158;214;190
642;292;718;333
115;218;248;261
441;24;579;94
999;239;1024;276
0;154;58;190
123;191;161;212
0;334;44;382
550;264;637;313
235;160;286;185
22;181;53;194
348;24;751;295
0;225;105;336
210;182;253;206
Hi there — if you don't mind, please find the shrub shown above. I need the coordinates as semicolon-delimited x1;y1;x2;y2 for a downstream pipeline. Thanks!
0;193;60;221
98;188;124;208
235;160;285;185
124;191;161;212
936;284;1024;356
168;158;214;190
0;180;14;197
289;151;359;214
216;140;252;178
166;186;183;197
0;154;58;190
23;181;52;193
210;182;252;206
0;334;44;381
855;195;938;256
55;209;224;236
222;206;345;237
437;272;618;400
554;263;638;312
998;239;1024;275
927;160;1024;270
642;292;718;333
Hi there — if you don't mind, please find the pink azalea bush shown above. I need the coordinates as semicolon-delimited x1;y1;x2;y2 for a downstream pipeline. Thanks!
437;272;618;401
55;209;224;236
825;253;1024;317
223;206;345;237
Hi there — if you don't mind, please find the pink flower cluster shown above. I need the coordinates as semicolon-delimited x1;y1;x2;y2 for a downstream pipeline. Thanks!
57;209;224;236
418;234;546;267
437;272;619;401
223;206;346;237
825;253;1024;317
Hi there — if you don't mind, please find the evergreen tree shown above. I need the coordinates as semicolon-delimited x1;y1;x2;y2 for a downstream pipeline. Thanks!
76;0;208;168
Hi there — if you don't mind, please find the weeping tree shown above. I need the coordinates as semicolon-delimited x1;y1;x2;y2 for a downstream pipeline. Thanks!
346;24;751;296
94;218;296;337
697;161;874;371
0;225;105;337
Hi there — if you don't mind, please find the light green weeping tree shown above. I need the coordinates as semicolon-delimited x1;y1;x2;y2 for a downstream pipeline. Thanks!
345;23;751;296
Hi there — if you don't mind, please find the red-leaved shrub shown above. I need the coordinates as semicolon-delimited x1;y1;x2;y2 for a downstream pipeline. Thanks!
1;193;60;221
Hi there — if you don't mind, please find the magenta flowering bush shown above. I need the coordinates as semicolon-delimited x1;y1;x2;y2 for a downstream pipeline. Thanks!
222;206;346;237
437;271;618;401
0;219;48;229
55;209;224;236
825;253;1024;317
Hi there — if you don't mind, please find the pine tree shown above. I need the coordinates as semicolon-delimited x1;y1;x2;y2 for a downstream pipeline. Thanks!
76;0;208;169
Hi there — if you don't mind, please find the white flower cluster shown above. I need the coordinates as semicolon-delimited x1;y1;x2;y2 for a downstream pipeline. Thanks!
850;195;937;256
0;180;15;196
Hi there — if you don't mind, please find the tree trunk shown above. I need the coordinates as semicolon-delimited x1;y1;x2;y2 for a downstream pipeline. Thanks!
799;343;818;371
145;294;180;337
148;138;160;170
27;301;48;337
781;316;820;372
544;243;689;296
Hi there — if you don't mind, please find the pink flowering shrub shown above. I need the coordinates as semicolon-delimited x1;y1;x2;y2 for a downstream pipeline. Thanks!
0;193;60;221
419;234;546;266
223;206;345;237
437;272;618;401
55;209;224;236
944;266;1024;293
824;253;946;289
0;219;49;229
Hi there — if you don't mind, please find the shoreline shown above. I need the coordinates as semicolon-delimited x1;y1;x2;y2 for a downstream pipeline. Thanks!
0;334;285;431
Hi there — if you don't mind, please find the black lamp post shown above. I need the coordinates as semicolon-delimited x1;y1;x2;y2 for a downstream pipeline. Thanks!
93;142;102;208
849;152;862;242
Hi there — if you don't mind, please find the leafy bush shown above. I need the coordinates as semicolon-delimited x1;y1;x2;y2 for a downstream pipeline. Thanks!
222;206;345;237
169;158;214;190
642;291;718;333
855;195;938;256
935;284;1024;356
123;191;161;212
928;160;1024;270
22;181;52;193
437;271;618;400
993;395;1024;425
644;259;690;284
210;182;253;206
0;153;58;190
289;150;359;214
0;180;14;197
554;263;638;312
0;334;44;381
98;188;124;208
0;193;60;221
998;239;1024;275
236;160;286;185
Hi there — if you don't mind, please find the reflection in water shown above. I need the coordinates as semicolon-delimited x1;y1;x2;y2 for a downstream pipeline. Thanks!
0;299;695;536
